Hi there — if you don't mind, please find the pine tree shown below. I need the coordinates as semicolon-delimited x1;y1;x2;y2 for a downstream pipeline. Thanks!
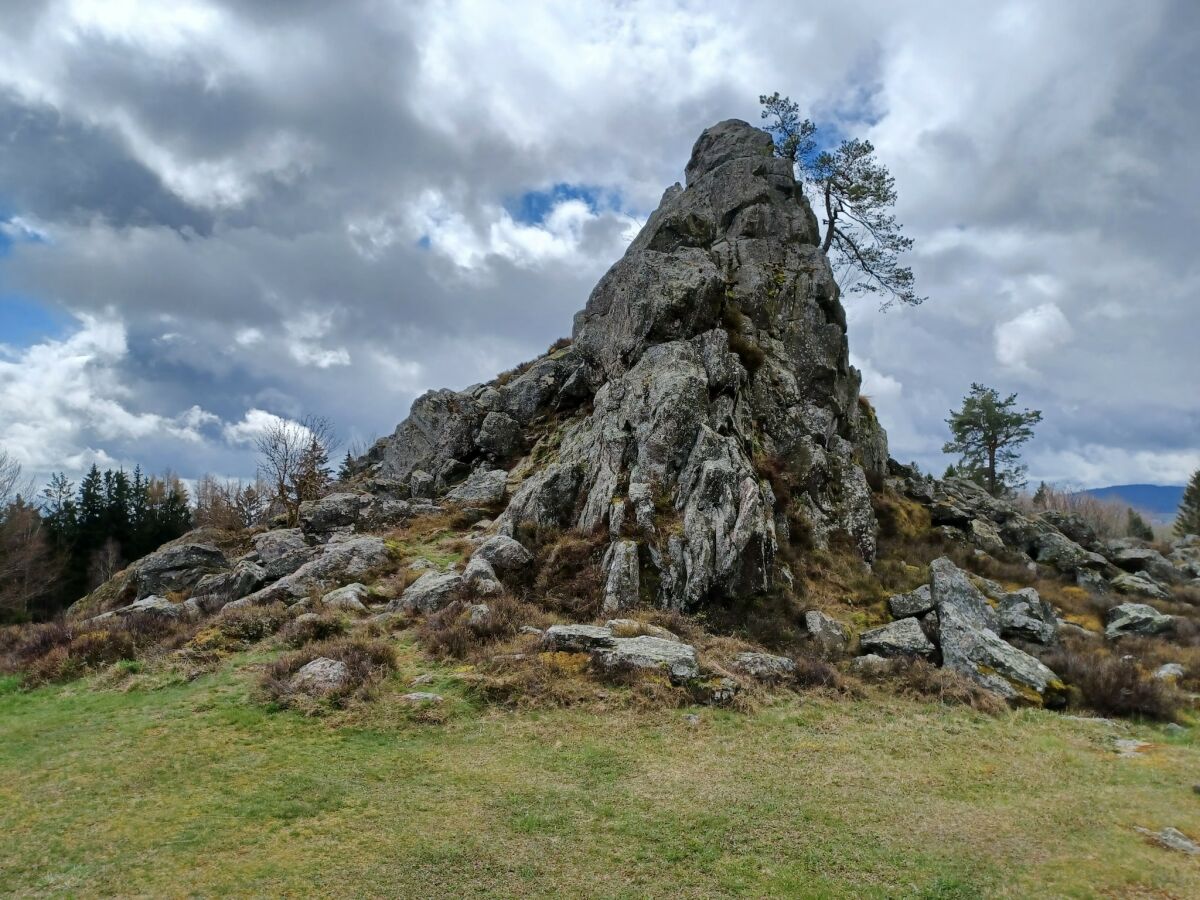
1176;469;1200;538
1126;507;1155;542
943;384;1042;497
338;450;356;482
1032;482;1049;508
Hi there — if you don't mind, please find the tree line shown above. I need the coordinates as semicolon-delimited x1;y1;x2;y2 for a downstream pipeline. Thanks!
0;415;347;623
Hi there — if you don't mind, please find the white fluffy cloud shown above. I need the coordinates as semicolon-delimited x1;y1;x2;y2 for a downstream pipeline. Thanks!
994;303;1073;372
0;314;217;475
0;0;1196;490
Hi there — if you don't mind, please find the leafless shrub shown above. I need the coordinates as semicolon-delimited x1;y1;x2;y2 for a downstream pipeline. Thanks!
278;611;349;648
1042;641;1184;721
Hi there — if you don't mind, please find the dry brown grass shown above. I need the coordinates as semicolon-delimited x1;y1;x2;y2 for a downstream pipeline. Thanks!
417;595;548;660
857;657;1009;714
529;527;608;619
277;611;350;648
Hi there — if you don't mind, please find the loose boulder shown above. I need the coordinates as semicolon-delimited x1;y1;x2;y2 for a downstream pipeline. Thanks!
1105;602;1174;640
388;570;464;613
732;651;796;681
321;583;371;613
289;658;351;697
859;618;935;659
540;624;616;652
887;584;933;619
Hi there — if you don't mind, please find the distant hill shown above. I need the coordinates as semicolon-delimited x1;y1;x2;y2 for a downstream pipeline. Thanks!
1080;484;1184;523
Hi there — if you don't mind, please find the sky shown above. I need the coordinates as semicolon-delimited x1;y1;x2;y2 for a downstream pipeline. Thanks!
0;0;1197;494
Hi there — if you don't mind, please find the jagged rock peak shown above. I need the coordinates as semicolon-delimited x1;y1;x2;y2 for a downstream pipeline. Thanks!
684;118;775;184
364;118;889;611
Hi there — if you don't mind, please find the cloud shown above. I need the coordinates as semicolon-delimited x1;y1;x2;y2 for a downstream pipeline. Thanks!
222;408;290;445
994;303;1073;371
0;0;1196;491
0;313;220;477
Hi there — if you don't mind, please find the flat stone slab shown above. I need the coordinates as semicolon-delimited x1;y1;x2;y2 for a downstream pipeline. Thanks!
591;635;700;682
540;624;616;652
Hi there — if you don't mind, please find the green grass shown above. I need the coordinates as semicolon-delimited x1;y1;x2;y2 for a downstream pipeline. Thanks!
1;653;1198;898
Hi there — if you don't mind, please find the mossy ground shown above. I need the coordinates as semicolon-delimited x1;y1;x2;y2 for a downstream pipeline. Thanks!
2;650;1198;898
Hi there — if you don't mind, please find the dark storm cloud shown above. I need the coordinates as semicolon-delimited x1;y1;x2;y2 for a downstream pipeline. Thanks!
0;0;1196;488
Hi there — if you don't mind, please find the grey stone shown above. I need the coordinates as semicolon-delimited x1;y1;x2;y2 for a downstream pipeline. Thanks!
299;492;364;533
254;529;317;580
465;603;491;625
540;624;615;652
601;540;639;613
320;583;371;614
850;653;891;677
1134;826;1200;855
802;610;848;655
590;635;700;682
236;536;392;608
472;534;533;578
930;556;999;633
476;411;524;459
444;468;507;506
887;584;933;619
134;542;228;600
387;570;463;613
1111;570;1171;601
373;389;485;483
1109;547;1183;585
732;651;796;681
997;587;1059;645
289;657;351;696
189;559;266;613
1105;602;1174;639
1154;663;1185;680
859;618;935;659
409;470;434;499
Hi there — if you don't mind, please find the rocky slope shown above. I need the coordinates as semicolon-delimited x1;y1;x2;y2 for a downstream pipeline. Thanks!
60;120;1200;710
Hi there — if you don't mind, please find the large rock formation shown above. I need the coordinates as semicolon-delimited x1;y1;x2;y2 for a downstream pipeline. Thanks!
365;119;886;611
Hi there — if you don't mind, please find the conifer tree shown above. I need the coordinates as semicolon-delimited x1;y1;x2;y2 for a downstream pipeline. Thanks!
1126;507;1155;541
943;384;1042;497
1177;468;1200;538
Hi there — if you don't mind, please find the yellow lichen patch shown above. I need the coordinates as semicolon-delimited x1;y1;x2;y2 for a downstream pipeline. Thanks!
537;651;589;675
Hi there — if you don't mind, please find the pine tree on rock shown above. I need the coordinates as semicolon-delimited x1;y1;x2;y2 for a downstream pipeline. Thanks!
943;384;1042;498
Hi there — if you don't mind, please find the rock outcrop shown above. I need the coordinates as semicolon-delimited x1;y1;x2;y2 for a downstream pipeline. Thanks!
364;119;886;612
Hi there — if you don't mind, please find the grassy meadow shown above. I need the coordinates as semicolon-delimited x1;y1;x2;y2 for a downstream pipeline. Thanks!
1;645;1198;899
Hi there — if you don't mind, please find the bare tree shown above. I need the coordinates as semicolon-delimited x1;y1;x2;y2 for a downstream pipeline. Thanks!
254;415;338;525
0;449;32;508
87;537;124;590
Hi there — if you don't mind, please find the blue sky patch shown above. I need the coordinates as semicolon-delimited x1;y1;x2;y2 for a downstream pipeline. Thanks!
506;183;618;225
0;295;69;348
